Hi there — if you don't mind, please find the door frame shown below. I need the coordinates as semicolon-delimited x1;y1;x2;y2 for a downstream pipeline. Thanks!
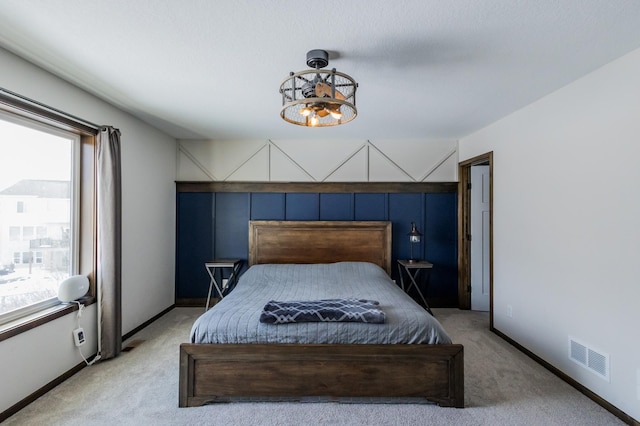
458;152;494;326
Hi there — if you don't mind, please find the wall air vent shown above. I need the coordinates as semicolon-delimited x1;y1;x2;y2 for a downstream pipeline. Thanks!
569;336;610;382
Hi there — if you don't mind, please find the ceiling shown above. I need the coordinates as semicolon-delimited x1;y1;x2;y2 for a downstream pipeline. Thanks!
1;1;640;141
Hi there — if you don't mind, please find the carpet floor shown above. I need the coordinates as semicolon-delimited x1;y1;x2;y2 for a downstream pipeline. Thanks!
4;308;625;425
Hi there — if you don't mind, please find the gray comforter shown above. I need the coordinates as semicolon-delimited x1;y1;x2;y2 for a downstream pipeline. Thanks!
190;262;452;345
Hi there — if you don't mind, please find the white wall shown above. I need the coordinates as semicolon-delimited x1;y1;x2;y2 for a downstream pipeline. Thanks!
459;47;640;420
0;47;177;413
177;139;458;182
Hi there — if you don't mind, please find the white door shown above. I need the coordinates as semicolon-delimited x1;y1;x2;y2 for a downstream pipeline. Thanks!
471;165;490;311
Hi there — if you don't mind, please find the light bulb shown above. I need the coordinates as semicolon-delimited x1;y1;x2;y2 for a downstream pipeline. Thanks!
300;107;312;117
310;112;319;127
327;108;342;120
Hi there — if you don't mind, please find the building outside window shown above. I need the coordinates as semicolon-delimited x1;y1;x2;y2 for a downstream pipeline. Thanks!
0;113;79;321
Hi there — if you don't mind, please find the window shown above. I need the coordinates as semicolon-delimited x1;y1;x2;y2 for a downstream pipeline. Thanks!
0;90;97;337
9;226;20;241
0;111;81;322
22;226;34;240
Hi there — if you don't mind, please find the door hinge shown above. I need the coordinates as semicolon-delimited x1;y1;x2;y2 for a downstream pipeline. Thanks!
467;285;471;293
467;182;472;190
466;233;472;241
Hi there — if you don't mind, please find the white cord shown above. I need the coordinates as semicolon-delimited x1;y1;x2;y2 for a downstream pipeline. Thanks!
72;301;101;366
73;301;84;322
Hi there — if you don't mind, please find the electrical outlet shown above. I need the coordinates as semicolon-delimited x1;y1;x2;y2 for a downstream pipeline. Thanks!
73;328;85;346
506;305;513;318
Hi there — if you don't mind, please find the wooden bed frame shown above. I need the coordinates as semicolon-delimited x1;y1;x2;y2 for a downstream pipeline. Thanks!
179;221;464;407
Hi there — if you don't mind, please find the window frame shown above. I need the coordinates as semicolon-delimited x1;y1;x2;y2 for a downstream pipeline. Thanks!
0;91;97;342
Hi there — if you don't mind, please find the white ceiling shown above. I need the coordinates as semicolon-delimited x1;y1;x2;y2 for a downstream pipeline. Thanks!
1;1;640;141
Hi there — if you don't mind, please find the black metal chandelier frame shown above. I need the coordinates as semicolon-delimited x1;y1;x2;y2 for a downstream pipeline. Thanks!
279;50;358;127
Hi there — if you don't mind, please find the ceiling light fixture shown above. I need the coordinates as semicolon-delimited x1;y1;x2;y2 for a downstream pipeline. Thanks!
279;49;357;127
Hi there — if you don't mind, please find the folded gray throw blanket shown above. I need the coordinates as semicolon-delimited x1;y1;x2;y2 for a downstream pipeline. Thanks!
260;298;386;324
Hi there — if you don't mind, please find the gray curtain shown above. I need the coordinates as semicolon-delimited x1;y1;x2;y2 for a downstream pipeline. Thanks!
97;126;122;360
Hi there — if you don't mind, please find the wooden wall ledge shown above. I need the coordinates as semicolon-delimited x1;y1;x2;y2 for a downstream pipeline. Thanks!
175;181;457;194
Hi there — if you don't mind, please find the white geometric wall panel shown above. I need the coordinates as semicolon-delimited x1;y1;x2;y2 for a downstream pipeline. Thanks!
177;139;458;182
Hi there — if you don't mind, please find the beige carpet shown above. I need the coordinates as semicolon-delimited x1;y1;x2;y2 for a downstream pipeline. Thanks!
5;308;625;425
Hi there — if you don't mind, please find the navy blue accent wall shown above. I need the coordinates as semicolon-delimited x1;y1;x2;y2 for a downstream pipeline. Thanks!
320;193;354;220
354;193;387;220
424;193;459;301
176;190;458;306
214;193;250;259
389;194;425;263
285;193;319;220
175;192;213;298
251;193;285;220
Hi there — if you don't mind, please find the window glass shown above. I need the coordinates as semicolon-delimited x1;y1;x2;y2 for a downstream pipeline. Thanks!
22;226;34;240
0;115;77;319
9;226;20;241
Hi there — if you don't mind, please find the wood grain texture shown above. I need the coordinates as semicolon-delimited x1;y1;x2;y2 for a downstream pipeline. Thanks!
179;343;464;407
249;221;392;275
176;181;457;194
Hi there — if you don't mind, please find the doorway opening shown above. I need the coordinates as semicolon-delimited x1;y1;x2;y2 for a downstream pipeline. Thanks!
458;152;494;328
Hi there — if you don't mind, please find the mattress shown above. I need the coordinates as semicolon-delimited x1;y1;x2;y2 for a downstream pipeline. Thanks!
190;261;452;345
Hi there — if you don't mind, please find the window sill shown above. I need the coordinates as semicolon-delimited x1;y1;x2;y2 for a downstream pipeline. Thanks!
0;296;95;343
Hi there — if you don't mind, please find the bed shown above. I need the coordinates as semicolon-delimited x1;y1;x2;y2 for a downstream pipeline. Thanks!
179;220;464;407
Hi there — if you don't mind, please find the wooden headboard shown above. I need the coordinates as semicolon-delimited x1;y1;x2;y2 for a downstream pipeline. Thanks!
249;221;392;275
